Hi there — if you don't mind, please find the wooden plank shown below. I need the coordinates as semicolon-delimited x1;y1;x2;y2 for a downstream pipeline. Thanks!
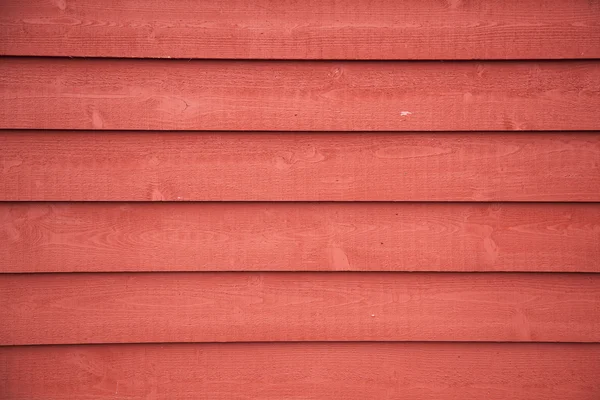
2;131;599;201
2;203;599;273
0;0;598;60
1;272;598;345
2;343;599;400
1;59;599;131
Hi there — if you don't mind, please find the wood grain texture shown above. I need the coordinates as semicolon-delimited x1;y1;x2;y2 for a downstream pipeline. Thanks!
0;0;599;60
1;272;598;345
1;59;599;131
2;131;600;201
2;202;599;273
2;343;599;400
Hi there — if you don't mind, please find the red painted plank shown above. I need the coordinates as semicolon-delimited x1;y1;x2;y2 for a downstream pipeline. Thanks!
1;272;598;345
2;203;599;273
2;131;599;201
0;0;598;60
2;343;599;400
1;59;599;131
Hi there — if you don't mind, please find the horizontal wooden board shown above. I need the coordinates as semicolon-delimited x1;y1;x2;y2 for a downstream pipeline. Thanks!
1;59;599;131
1;0;599;60
2;203;599;273
2;343;599;400
2;131;600;201
1;272;598;345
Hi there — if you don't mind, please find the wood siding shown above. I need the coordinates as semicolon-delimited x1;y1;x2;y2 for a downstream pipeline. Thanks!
2;203;599;273
1;59;599;131
1;0;599;59
2;132;599;201
2;272;599;345
2;343;600;400
1;0;599;399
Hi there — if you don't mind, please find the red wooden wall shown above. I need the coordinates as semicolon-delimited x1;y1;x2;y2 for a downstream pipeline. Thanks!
1;0;599;399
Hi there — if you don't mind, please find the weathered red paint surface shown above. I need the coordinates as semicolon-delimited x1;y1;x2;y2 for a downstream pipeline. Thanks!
1;59;599;131
2;131;599;201
2;202;599;273
1;1;599;398
2;343;600;399
1;0;598;59
2;272;599;345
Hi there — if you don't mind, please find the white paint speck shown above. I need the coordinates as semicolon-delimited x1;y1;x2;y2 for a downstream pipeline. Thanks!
400;111;412;116
371;314;375;317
